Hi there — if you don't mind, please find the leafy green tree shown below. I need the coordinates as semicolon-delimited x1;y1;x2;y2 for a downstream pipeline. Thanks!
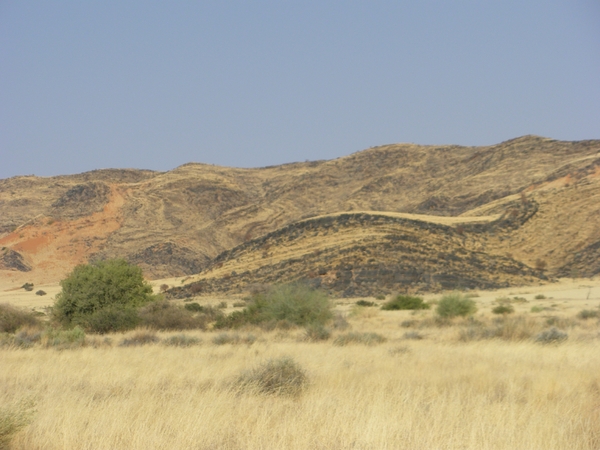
53;259;156;330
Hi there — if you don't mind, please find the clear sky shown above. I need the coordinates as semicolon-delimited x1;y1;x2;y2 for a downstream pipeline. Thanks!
1;1;599;179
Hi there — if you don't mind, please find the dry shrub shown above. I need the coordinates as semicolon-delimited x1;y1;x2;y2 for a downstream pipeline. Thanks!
0;304;41;333
119;330;160;347
535;327;568;344
139;301;207;330
236;357;308;397
333;332;386;346
303;324;331;341
162;334;201;347
331;313;350;330
212;333;256;345
459;316;538;342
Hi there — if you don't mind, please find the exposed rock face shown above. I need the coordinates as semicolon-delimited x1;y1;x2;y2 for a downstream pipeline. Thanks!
126;242;208;279
0;249;31;272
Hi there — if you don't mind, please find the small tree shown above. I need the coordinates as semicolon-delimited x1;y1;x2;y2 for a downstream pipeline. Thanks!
53;259;156;330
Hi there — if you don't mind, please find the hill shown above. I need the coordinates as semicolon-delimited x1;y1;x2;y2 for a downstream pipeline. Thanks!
1;135;599;295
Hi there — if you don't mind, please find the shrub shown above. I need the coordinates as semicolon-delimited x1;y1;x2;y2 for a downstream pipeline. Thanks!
82;306;139;334
577;309;599;320
304;324;331;341
459;316;536;342
232;301;246;308
492;304;514;315
401;319;418;328
35;290;46;296
436;293;477;318
159;284;169;292
236;357;308;396
403;331;423;340
119;331;160;347
382;295;430;311
534;294;546;300
331;313;350;330
41;326;86;349
355;300;375;307
212;332;256;345
0;399;35;449
53;259;156;328
215;283;331;329
218;301;228;309
375;294;386;300
138;301;207;330
333;332;386;346
0;304;41;333
12;327;42;348
21;283;33;292
530;306;544;313
162;334;201;347
184;302;204;312
535;327;568;344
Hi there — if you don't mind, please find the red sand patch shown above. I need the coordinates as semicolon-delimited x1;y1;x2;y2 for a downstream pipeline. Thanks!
0;186;125;285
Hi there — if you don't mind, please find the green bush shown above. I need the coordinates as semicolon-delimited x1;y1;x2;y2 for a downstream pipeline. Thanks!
215;283;331;329
492;304;514;315
184;302;204;312
436;293;477;318
236;357;308;397
534;294;546;300
53;259;156;329
0;303;41;333
381;295;430;311
355;300;375;307
41;326;86;349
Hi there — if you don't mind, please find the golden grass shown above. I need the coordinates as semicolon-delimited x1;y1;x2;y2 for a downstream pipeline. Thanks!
2;321;600;449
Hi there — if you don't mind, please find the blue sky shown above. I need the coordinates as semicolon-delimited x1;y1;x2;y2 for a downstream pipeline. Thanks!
1;1;599;179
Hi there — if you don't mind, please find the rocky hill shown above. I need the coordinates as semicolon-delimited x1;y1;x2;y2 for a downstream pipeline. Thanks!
1;135;599;295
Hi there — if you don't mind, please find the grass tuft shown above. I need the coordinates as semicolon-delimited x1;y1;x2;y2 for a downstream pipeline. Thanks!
333;332;386;346
236;357;308;397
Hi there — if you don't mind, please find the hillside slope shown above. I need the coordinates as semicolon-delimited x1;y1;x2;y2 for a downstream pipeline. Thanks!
0;135;598;293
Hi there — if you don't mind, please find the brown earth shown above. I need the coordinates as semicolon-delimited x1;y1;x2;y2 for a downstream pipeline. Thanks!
1;135;599;296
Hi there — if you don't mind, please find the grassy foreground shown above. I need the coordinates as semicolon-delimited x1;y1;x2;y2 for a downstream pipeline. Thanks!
1;324;599;449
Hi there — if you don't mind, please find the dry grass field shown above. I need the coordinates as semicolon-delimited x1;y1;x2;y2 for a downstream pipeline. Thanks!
2;280;600;449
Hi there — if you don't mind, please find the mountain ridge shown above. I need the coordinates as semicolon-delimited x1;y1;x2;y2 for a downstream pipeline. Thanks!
1;135;599;295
